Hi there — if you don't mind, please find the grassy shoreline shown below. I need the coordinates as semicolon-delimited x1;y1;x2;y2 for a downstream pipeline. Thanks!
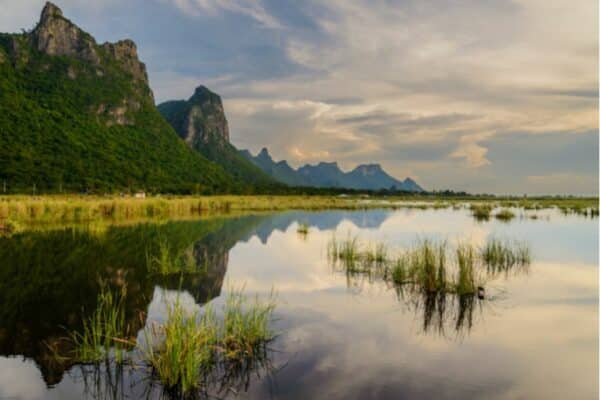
0;194;597;231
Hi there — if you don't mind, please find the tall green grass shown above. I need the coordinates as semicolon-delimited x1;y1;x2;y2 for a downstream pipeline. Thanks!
494;209;515;221
481;238;531;274
470;204;492;221
143;302;218;394
71;285;132;363
222;289;277;362
142;287;276;395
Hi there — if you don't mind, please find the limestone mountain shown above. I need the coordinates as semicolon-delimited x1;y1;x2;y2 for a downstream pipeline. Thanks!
158;86;276;187
0;2;237;193
241;148;424;191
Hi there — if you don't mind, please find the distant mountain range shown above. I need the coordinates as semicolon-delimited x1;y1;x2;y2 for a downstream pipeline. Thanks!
241;148;423;192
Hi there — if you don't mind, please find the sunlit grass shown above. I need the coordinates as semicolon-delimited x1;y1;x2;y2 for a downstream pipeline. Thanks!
330;235;530;297
71;285;132;363
481;238;531;275
143;302;218;394
142;287;276;395
494;209;515;221
470;204;492;221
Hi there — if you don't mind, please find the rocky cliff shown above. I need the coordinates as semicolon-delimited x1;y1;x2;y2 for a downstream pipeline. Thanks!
158;86;276;188
0;2;235;193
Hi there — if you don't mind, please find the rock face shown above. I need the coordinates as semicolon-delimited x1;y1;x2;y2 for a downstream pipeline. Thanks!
241;148;424;191
32;2;100;64
158;86;276;187
159;86;230;147
28;2;153;122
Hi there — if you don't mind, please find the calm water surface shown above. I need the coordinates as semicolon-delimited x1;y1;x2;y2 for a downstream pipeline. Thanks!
0;207;597;399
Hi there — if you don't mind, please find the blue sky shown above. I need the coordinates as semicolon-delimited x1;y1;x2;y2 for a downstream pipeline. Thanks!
2;0;598;194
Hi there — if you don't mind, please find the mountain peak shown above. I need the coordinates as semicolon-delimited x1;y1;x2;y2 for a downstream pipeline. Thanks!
189;85;222;105
40;2;63;21
354;164;383;174
257;147;272;160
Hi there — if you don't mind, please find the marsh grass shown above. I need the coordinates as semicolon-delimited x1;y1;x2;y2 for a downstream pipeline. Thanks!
470;204;492;221
330;235;529;297
147;236;198;275
71;285;132;363
142;287;276;395
222;289;277;362
143;302;218;394
481;238;531;275
494;209;516;221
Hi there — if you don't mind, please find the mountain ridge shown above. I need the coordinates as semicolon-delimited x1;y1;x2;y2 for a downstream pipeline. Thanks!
241;147;424;191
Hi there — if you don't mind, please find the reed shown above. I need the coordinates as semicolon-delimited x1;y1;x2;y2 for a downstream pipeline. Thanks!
144;302;218;394
481;238;531;274
455;244;477;295
470;204;492;220
494;209;515;221
222;288;277;362
71;285;132;363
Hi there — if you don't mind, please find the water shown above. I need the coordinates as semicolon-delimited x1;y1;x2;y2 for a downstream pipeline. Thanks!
0;207;597;399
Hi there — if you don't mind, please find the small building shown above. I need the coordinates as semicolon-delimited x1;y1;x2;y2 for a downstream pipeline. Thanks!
134;191;146;199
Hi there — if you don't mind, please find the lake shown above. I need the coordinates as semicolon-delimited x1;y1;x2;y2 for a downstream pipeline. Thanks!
0;207;597;399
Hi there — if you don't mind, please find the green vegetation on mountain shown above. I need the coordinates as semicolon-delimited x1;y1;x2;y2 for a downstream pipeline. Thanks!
0;3;237;194
158;86;279;190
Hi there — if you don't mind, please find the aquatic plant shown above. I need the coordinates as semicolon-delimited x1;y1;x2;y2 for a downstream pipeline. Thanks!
455;244;477;295
222;288;277;362
147;236;198;275
470;204;492;221
494;209;515;221
71;285;132;363
481;238;531;275
142;287;276;395
144;302;218;394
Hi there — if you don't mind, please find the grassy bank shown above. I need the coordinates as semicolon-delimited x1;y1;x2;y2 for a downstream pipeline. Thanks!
0;194;597;232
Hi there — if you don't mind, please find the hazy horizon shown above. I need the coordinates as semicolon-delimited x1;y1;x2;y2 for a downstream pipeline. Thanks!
2;0;598;195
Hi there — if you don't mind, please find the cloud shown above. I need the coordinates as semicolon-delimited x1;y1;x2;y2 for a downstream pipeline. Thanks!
162;0;282;29
451;138;491;168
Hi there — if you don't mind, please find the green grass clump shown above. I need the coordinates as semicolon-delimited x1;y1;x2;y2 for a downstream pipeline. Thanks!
71;285;132;363
142;288;276;395
481;238;531;274
222;289;277;362
328;234;361;271
147;236;197;275
494;209;515;221
470;204;492;220
144;302;218;394
455;244;477;295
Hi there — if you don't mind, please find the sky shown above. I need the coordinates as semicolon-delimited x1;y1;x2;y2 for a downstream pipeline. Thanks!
1;0;598;195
